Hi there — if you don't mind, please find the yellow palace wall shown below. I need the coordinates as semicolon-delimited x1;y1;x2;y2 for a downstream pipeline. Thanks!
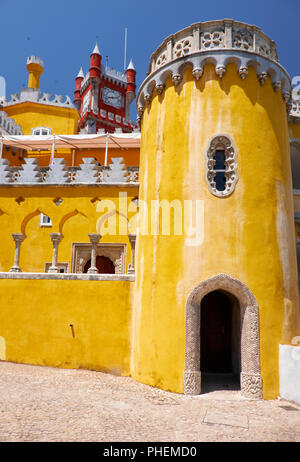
0;185;138;373
0;278;133;374
131;64;300;400
4;102;79;135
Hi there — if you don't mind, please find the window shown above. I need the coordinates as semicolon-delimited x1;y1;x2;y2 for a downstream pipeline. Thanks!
206;135;238;197
40;213;52;227
32;127;52;136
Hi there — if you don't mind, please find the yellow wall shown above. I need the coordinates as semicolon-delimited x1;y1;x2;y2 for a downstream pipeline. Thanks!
132;64;300;399
4;102;79;136
0;278;133;374
0;184;138;374
0;185;138;273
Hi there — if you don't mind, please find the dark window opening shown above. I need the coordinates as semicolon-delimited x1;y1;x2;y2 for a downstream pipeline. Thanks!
213;150;226;192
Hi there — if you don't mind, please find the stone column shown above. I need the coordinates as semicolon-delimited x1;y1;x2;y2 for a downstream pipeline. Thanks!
87;233;101;274
48;233;64;273
128;234;136;274
9;233;26;272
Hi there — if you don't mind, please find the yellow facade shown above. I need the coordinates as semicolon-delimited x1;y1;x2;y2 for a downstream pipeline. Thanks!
4;102;79;136
0;20;299;402
0;278;133;373
132;63;300;399
0;184;138;374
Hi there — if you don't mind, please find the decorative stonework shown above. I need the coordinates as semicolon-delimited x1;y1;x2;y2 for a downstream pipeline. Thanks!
104;157;128;183
71;243;126;274
240;373;263;399
0;158;139;185
0;111;23;135
0;159;12;183
205;134;238;197
184;274;262;399
174;37;193;57
45;158;69;184
17;158;42;184
183;371;201;395
75;158;99;184
201;30;224;49
138;20;291;114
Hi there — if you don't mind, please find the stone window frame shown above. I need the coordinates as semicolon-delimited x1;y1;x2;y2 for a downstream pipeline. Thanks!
184;273;262;399
71;243;127;274
205;134;238;197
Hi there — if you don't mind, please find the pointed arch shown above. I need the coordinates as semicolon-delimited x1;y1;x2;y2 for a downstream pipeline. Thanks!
184;273;262;399
21;209;45;234
58;209;88;234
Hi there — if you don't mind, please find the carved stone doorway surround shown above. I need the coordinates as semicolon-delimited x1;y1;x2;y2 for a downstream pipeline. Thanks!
71;243;126;274
184;274;262;399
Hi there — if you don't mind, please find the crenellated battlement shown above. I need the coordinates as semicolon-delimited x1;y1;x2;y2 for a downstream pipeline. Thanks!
0;157;139;185
0;111;23;135
2;90;75;109
27;56;44;68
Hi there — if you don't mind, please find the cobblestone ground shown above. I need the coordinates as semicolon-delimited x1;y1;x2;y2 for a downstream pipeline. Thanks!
0;361;299;442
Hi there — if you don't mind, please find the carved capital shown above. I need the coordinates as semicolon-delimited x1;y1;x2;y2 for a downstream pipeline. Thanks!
192;67;203;80
239;66;248;79
215;65;226;78
155;83;165;95
273;81;281;92
258;72;268;85
172;73;182;86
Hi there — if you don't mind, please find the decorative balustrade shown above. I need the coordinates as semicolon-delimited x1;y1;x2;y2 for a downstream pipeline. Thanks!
148;20;278;75
0;157;139;185
137;19;291;113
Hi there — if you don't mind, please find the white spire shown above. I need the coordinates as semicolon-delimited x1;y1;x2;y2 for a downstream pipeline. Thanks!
92;43;100;55
127;59;135;71
77;67;84;78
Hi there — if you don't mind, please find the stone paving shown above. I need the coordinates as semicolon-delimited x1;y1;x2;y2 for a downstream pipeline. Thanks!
0;361;299;442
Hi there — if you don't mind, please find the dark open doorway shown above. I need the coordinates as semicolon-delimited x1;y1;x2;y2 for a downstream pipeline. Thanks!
83;255;115;274
200;290;240;393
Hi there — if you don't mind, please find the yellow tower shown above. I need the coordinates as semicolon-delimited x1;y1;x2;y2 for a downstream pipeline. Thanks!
131;20;300;400
26;56;44;90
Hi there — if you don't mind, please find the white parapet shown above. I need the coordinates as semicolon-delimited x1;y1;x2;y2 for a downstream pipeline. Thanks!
279;344;300;404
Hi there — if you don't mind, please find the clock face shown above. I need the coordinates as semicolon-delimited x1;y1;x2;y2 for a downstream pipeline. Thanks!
102;87;122;109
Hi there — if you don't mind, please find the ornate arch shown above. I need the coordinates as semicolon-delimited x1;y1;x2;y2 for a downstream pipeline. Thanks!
184;273;262;399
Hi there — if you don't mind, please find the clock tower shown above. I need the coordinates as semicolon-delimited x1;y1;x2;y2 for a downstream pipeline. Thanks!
74;44;137;133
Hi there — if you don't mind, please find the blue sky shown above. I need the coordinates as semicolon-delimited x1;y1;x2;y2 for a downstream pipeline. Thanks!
0;0;299;119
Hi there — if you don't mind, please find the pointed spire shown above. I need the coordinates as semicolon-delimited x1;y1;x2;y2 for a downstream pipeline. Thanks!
127;59;135;71
77;67;84;78
91;43;100;55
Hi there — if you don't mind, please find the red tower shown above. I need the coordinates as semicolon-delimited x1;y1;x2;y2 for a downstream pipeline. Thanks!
74;43;137;133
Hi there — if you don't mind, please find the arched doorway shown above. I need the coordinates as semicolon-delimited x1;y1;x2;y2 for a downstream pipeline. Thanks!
83;255;115;274
200;290;241;392
184;274;262;399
